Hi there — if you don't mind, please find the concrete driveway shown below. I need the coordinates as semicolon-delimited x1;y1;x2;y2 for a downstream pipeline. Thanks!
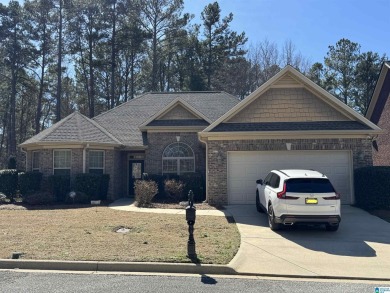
225;205;390;279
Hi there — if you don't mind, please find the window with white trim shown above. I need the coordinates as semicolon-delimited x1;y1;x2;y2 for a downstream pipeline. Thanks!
162;142;195;175
89;150;104;174
53;150;71;176
32;151;40;172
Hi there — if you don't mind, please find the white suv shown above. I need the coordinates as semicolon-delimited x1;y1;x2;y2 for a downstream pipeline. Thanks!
256;169;341;231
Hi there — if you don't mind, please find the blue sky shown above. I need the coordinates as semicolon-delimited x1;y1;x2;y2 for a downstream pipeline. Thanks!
185;0;390;63
1;0;388;64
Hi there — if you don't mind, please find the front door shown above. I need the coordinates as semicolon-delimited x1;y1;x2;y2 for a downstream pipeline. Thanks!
129;160;144;196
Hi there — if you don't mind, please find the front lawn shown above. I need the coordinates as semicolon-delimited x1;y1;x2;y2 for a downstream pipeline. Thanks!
0;206;240;264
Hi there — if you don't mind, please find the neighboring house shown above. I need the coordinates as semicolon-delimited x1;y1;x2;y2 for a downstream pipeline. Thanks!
20;66;382;205
366;61;390;166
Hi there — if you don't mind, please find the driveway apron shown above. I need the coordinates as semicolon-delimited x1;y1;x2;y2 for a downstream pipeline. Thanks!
225;205;390;279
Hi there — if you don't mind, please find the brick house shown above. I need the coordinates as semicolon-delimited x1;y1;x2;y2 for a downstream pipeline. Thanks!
20;66;382;205
366;61;390;165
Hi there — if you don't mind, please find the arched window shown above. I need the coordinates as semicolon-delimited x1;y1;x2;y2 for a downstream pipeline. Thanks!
162;142;195;175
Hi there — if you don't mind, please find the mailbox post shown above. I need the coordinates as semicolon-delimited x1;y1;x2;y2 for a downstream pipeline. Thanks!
185;190;196;258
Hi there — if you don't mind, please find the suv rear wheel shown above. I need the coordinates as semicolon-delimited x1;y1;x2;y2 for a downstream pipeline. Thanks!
268;204;281;231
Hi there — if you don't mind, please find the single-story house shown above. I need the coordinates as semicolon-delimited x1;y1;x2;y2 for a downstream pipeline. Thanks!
20;66;382;205
366;61;390;165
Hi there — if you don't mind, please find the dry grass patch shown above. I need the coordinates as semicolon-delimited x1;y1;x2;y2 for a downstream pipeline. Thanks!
0;206;239;264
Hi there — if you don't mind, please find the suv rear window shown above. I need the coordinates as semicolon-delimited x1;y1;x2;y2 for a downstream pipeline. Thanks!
285;178;335;193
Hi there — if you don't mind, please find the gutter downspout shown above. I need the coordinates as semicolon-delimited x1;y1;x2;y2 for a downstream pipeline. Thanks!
198;133;208;203
82;144;90;173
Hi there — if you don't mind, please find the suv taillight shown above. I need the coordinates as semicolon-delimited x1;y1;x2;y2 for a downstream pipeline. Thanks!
277;183;299;199
323;192;341;200
277;183;286;199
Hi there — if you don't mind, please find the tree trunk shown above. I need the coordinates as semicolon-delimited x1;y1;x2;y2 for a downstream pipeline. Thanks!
130;50;135;100
88;29;95;118
36;35;46;134
56;0;63;122
151;15;158;91
110;1;116;109
9;66;17;157
207;26;212;90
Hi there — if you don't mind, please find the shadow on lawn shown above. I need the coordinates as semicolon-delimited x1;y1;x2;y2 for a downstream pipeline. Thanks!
0;201;112;211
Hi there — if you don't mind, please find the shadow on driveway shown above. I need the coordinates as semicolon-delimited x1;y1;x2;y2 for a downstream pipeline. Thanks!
225;205;390;257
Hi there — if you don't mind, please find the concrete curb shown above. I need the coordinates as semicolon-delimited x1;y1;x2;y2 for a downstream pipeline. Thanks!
2;259;390;281
0;259;236;275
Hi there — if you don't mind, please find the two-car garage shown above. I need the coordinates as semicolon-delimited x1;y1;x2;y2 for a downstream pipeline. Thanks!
227;150;353;205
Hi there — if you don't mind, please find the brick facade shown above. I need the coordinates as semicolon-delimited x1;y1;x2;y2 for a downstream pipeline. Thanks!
104;150;122;199
145;132;206;177
373;91;390;165
26;148;122;200
206;138;373;205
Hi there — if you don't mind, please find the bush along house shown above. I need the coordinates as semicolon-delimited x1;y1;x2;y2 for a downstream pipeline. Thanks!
20;66;383;205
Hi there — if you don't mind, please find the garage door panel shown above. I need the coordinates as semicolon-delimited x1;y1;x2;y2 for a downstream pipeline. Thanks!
228;151;352;205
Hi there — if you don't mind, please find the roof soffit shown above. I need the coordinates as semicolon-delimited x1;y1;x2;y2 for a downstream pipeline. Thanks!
366;61;390;121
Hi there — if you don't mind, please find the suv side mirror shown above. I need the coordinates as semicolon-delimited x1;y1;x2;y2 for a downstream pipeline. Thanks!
256;179;263;185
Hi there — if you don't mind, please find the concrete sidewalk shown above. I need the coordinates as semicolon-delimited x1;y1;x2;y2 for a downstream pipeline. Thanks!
1;199;390;281
109;198;227;217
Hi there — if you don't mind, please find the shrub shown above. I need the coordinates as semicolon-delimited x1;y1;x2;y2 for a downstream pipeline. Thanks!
73;173;110;200
134;180;158;207
354;166;390;210
100;174;110;200
164;179;185;202
48;175;70;202
147;173;205;202
7;156;16;169
23;191;55;205
18;172;43;195
148;174;177;200
0;169;18;200
64;191;90;204
0;193;7;204
180;173;205;202
74;174;100;200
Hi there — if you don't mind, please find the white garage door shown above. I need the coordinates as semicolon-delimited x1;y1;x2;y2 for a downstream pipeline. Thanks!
228;151;353;205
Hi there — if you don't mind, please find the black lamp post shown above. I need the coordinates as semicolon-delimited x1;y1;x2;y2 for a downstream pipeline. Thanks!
185;190;196;259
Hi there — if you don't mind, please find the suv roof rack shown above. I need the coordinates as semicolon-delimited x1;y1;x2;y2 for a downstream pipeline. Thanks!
278;170;290;177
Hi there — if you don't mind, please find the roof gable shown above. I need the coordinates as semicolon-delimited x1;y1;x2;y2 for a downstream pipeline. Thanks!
227;87;350;123
202;66;382;134
366;61;390;124
140;98;212;129
158;104;199;120
273;72;303;88
20;111;122;147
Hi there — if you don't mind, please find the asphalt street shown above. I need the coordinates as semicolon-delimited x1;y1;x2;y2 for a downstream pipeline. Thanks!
0;271;389;293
